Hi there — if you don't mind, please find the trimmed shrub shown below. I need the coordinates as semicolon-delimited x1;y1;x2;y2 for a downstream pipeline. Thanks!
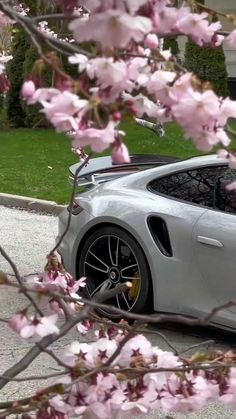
184;0;228;97
163;36;179;56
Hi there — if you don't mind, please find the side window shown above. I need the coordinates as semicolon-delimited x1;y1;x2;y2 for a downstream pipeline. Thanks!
149;166;227;208
215;168;236;214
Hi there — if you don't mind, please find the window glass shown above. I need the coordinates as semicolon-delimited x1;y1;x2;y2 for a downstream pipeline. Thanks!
215;168;236;214
149;166;229;208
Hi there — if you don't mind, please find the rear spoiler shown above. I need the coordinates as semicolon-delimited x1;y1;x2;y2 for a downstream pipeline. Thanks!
69;154;178;188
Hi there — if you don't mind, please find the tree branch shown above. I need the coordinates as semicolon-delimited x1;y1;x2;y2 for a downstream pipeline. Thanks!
50;153;92;255
0;246;44;316
0;282;131;390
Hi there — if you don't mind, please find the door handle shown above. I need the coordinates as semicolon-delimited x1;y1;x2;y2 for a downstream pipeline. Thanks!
197;236;223;248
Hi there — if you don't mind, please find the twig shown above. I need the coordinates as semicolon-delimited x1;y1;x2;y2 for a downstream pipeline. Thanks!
89;315;179;354
0;2;91;57
50;153;92;254
0;246;44;316
0;361;235;411
103;321;140;367
0;371;66;382
78;297;236;327
3;280;236;329
36;342;70;370
33;13;76;23
57;297;71;320
0;282;130;390
180;340;215;355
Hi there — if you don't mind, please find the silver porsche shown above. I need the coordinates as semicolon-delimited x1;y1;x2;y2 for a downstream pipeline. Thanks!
58;145;236;330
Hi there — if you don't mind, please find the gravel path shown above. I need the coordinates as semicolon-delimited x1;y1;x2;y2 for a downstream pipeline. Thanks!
0;206;234;418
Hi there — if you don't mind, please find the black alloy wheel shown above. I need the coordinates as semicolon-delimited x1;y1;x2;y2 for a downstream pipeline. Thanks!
78;226;152;319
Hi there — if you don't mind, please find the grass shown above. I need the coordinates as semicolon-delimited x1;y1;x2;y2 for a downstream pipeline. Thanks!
0;120;230;204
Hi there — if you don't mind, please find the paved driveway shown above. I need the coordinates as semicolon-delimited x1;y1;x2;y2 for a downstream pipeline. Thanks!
0;206;234;418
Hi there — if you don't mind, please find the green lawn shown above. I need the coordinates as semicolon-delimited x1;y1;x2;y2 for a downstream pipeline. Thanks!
0;121;229;204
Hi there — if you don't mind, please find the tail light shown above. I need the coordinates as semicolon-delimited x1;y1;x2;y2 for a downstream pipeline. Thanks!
67;199;84;215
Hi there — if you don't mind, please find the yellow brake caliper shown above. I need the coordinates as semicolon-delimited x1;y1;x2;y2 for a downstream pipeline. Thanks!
128;271;140;300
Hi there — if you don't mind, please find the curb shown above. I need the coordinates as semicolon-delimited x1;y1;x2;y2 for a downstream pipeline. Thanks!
0;193;66;215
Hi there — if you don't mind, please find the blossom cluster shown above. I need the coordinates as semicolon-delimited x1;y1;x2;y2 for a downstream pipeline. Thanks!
9;253;86;339
22;332;236;418
6;255;236;418
1;1;236;417
19;0;236;164
69;0;223;48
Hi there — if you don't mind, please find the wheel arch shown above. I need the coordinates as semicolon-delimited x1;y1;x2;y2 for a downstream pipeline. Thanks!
75;221;154;310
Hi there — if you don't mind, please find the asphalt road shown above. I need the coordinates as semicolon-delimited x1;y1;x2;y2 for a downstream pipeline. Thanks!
0;206;235;418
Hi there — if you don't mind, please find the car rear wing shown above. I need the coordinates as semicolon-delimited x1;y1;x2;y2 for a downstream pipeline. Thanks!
69;154;178;188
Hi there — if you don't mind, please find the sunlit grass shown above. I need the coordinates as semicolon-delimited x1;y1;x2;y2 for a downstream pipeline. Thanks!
1;121;234;203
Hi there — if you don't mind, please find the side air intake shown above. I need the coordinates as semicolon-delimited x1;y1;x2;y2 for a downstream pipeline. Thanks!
147;216;172;257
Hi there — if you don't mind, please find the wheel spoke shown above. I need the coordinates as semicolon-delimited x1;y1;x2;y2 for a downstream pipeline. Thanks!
108;236;115;266
115;237;119;266
85;261;108;274
122;292;131;310
90;279;112;297
88;250;109;270
116;294;121;309
121;264;138;273
121;274;138;280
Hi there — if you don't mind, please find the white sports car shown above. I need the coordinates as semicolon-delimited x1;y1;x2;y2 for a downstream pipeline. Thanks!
58;151;236;330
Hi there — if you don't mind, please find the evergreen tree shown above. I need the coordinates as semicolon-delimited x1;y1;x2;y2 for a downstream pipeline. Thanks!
184;0;228;97
6;29;30;127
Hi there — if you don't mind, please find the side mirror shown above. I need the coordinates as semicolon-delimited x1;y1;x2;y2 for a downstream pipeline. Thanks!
135;118;165;137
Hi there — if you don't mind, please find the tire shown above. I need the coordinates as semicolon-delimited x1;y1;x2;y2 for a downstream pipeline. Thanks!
78;226;152;319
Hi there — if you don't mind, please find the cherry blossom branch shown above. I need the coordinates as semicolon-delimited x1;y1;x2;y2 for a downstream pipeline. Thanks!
80;297;236;326
36;343;71;370
103;321;141;367
0;246;44;317
2;278;235;329
0;1;91;57
0;358;235;413
180;339;215;354
0;371;66;382
0;282;131;390
50;152;92;255
33;13;76;23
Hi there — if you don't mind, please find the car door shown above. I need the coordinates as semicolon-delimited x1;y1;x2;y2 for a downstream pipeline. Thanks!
193;166;236;314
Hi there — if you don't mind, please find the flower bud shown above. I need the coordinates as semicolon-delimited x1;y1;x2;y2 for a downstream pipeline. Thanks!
112;143;130;164
145;34;159;49
21;80;36;100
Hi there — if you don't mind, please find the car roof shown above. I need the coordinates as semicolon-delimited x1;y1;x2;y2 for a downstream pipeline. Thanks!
104;154;228;190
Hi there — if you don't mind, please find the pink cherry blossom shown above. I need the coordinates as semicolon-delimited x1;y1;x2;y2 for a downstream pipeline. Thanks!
118;334;153;366
72;121;117;152
41;91;88;120
112;143;130;164
171;89;220;128
144;33;159;49
225;29;236;49
21;80;36;100
219;97;236;125
26;87;60;105
9;311;28;333
147;70;176;104
69;10;152;48
50;114;79;132
68;53;89;72
87;57;132;99
176;9;221;46
20;314;59;339
153;6;179;33
123;92;159;118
